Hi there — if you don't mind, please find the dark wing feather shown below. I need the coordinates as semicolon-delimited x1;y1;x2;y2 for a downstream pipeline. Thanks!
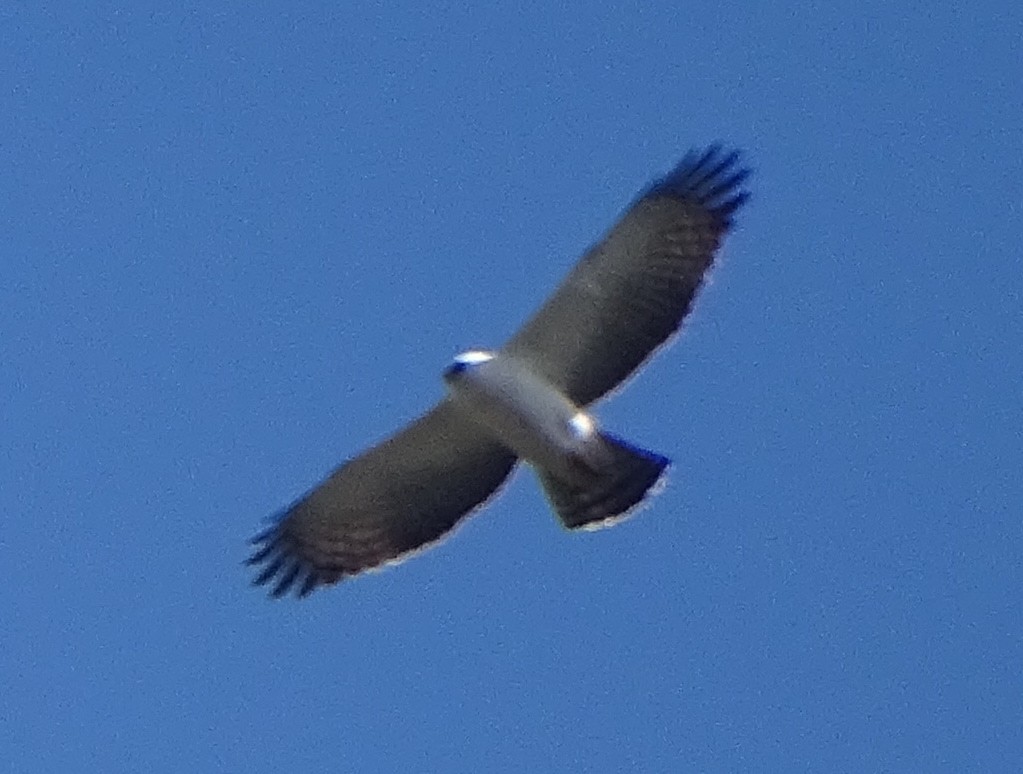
502;145;750;406
247;400;517;598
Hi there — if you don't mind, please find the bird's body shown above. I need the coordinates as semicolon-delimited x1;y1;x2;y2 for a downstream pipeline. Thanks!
247;145;750;597
442;350;670;529
443;350;594;482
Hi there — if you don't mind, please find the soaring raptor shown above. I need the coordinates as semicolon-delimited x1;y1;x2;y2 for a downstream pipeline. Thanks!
248;146;750;597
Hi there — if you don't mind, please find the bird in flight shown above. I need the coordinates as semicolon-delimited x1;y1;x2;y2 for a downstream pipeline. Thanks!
248;145;750;598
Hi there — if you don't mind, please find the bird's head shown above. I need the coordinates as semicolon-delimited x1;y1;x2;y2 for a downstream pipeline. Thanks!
443;349;495;382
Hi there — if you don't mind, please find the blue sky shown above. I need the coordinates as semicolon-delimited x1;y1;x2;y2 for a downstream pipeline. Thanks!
2;3;1021;771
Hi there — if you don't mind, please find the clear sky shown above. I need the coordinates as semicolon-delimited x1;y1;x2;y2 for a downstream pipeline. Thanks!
2;3;1021;771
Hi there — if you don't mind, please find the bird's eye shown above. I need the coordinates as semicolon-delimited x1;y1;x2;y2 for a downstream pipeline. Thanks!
443;360;469;379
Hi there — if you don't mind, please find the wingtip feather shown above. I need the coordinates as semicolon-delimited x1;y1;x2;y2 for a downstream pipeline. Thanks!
645;144;752;229
246;517;310;599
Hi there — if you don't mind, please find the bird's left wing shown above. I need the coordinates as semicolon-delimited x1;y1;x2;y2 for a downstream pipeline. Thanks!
502;146;749;406
247;399;517;598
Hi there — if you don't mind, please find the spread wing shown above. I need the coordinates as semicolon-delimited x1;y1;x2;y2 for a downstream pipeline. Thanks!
247;400;517;598
502;146;750;406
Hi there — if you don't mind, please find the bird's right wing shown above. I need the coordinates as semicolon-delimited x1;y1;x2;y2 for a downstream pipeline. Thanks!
503;146;749;406
247;400;517;598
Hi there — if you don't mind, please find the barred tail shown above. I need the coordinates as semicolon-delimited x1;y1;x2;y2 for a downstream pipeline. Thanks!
539;433;669;530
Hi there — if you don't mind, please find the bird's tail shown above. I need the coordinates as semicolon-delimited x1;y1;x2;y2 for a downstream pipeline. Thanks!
539;433;670;530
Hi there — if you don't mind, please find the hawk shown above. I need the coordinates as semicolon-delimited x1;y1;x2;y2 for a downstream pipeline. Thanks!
248;145;750;597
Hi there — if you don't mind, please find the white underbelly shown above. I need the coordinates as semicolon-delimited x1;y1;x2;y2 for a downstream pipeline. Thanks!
445;355;595;476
